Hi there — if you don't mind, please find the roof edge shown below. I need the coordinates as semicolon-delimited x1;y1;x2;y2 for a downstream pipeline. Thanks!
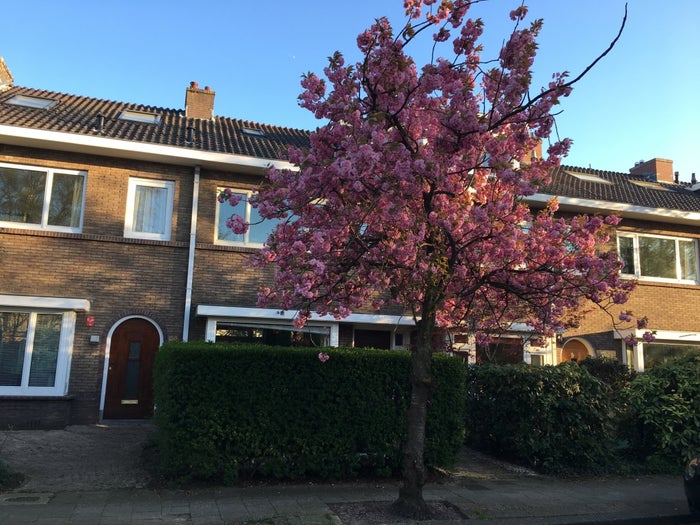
526;193;700;225
0;124;298;173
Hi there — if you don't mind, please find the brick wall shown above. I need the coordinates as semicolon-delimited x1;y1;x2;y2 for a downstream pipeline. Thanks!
0;146;193;425
564;217;700;359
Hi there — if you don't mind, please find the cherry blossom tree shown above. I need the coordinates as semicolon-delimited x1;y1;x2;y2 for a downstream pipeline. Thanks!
224;0;636;517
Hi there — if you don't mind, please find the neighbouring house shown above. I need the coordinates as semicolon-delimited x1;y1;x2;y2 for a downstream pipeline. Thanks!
542;160;700;371
1;58;698;429
451;160;700;369
449;158;700;371
0;61;415;429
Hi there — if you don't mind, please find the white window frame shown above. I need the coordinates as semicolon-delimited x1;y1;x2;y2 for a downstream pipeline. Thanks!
0;309;76;396
215;187;276;247
617;232;699;284
0;161;86;233
119;110;161;125
124;177;174;241
4;94;58;109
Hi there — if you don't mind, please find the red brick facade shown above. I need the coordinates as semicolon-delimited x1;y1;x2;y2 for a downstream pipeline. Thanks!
561;217;700;365
0;142;412;428
1;75;698;428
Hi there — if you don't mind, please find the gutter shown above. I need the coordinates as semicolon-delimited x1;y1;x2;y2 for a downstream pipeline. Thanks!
525;193;700;226
0;124;297;174
182;166;201;342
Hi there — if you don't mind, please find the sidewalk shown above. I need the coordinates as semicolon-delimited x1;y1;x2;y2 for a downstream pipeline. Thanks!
0;424;694;524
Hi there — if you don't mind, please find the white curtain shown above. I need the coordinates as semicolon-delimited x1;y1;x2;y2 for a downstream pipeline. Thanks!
133;185;166;234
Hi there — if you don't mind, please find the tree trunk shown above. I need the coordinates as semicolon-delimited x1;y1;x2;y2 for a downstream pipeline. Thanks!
392;314;436;519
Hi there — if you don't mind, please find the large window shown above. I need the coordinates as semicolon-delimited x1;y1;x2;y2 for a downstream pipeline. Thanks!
476;337;524;364
215;322;330;347
124;177;174;241
644;342;700;369
0;309;75;395
618;233;698;283
0;162;85;232
215;188;279;247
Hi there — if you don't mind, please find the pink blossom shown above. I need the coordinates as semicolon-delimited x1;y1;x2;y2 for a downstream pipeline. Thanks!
318;352;330;363
618;311;632;323
248;1;636;503
225;215;248;235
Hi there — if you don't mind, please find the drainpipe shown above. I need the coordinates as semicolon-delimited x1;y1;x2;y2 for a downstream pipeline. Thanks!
182;165;200;341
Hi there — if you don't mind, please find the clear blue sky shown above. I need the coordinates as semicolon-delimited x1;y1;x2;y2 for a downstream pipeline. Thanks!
1;1;698;181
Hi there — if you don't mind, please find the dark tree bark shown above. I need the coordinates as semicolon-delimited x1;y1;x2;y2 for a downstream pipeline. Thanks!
392;305;437;518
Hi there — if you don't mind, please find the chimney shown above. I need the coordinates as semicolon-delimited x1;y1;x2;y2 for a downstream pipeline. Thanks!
0;56;14;90
185;81;215;120
629;158;674;183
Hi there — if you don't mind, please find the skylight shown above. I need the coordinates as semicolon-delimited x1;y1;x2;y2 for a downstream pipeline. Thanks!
566;171;613;185
630;180;671;192
241;127;265;137
5;94;57;109
119;110;161;125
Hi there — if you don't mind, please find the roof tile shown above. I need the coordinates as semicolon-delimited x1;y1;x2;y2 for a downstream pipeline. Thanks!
0;85;310;160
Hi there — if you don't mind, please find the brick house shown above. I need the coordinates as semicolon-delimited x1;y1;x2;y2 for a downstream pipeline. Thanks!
452;160;700;369
0;63;414;429
1;57;698;428
540;160;700;371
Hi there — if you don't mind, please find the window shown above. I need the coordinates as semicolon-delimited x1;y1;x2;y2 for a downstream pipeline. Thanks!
215;322;330;346
0;162;85;232
241;127;266;137
215;188;278;247
476;337;524;364
118;110;161;125
4;94;57;109
644;342;700;369
566;170;614;185
0;309;75;396
124;178;174;241
618;233;698;283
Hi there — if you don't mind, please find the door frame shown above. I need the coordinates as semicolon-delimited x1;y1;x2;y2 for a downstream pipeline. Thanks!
99;315;164;420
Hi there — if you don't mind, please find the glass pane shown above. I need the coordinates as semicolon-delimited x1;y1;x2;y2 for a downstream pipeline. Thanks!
0;166;46;224
133;185;166;234
248;205;277;244
639;237;676;279
48;173;84;228
0;312;29;386
617;236;636;275
217;191;246;243
124;342;141;400
28;314;62;387
679;240;698;281
644;343;700;369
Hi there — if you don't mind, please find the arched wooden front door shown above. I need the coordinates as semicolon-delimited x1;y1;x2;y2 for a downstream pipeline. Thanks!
561;339;590;363
103;318;160;419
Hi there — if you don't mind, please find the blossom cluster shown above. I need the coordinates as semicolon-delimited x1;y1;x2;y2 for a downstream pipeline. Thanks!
226;1;642;349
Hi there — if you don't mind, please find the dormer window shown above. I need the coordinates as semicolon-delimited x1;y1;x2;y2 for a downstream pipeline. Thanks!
119;110;161;125
4;94;57;109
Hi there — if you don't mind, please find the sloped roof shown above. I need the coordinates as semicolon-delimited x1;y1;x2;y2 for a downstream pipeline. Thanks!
0;84;698;215
0;85;310;161
544;165;700;213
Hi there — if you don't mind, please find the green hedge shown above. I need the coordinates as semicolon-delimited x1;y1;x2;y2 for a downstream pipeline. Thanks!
464;362;618;474
622;354;700;471
153;343;465;483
